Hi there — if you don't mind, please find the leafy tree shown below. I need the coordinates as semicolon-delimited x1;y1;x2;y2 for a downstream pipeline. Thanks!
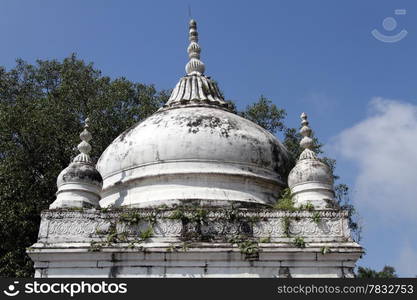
239;95;286;134
0;55;169;277
357;266;397;278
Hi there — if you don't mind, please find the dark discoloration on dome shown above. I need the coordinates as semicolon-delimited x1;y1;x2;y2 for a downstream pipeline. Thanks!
288;159;333;187
97;106;291;207
60;162;103;186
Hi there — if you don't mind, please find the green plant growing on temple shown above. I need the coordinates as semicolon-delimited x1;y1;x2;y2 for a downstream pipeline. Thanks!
274;188;296;211
169;208;189;223
227;236;259;257
299;202;315;211
321;246;331;255
181;242;190;252
88;242;103;252
105;224;119;244
139;227;153;241
238;240;259;257
282;216;292;237
119;211;143;225
259;237;271;243
312;212;322;224
189;207;208;224
293;237;306;248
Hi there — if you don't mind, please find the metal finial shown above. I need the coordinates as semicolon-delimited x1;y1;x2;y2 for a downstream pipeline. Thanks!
185;19;205;75
73;118;92;163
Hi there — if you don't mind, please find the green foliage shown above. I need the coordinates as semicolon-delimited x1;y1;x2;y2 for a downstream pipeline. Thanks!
320;246;331;255
299;202;315;211
169;207;204;224
228;236;259;257
119;211;142;226
169;208;187;222
282;216;292;237
88;242;103;252
312;212;322;224
0;55;169;276
274;188;296;211
189;208;208;224
357;265;397;278
282;127;322;166
239;95;286;135
89;219;154;252
238;240;259;256
259;237;271;243
274;190;315;212
139;227;153;240
181;242;190;252
334;183;361;242
293;237;306;248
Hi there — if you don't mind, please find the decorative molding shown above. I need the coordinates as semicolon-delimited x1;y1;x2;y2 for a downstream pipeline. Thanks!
39;209;352;242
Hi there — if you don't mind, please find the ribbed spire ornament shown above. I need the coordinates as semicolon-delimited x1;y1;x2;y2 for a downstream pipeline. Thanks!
298;113;318;160
73;118;93;163
50;117;102;209
288;112;335;209
162;19;230;110
185;19;205;75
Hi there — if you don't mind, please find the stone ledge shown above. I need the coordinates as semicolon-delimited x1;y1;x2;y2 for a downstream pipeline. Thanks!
28;246;360;278
37;208;352;244
29;207;362;278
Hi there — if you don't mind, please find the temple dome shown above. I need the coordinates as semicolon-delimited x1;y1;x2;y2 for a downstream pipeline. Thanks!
288;158;333;188
51;119;102;209
97;106;290;207
96;20;291;208
287;113;335;209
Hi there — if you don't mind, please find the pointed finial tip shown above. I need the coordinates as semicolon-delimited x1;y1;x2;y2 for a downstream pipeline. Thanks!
185;18;205;75
300;112;309;128
75;117;92;161
299;111;313;152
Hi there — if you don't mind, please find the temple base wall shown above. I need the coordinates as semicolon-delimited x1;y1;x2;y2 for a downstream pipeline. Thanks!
28;208;363;278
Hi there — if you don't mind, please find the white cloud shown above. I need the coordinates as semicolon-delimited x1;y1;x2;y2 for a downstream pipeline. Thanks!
331;97;417;222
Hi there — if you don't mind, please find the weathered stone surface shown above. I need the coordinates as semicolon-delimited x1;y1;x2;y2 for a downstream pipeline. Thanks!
50;119;102;209
28;208;363;278
288;113;336;209
31;20;364;279
97;107;291;208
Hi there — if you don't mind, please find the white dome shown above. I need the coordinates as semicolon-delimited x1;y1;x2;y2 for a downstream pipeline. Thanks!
51;120;102;209
287;113;335;209
97;106;290;208
96;19;291;208
288;158;333;188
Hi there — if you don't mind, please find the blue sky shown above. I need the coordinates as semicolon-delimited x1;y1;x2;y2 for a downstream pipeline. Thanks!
1;0;417;276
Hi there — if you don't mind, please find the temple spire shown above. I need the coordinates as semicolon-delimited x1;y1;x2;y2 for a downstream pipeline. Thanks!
299;112;317;160
163;19;229;110
288;112;335;209
50;117;102;209
185;19;205;75
73;118;93;163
